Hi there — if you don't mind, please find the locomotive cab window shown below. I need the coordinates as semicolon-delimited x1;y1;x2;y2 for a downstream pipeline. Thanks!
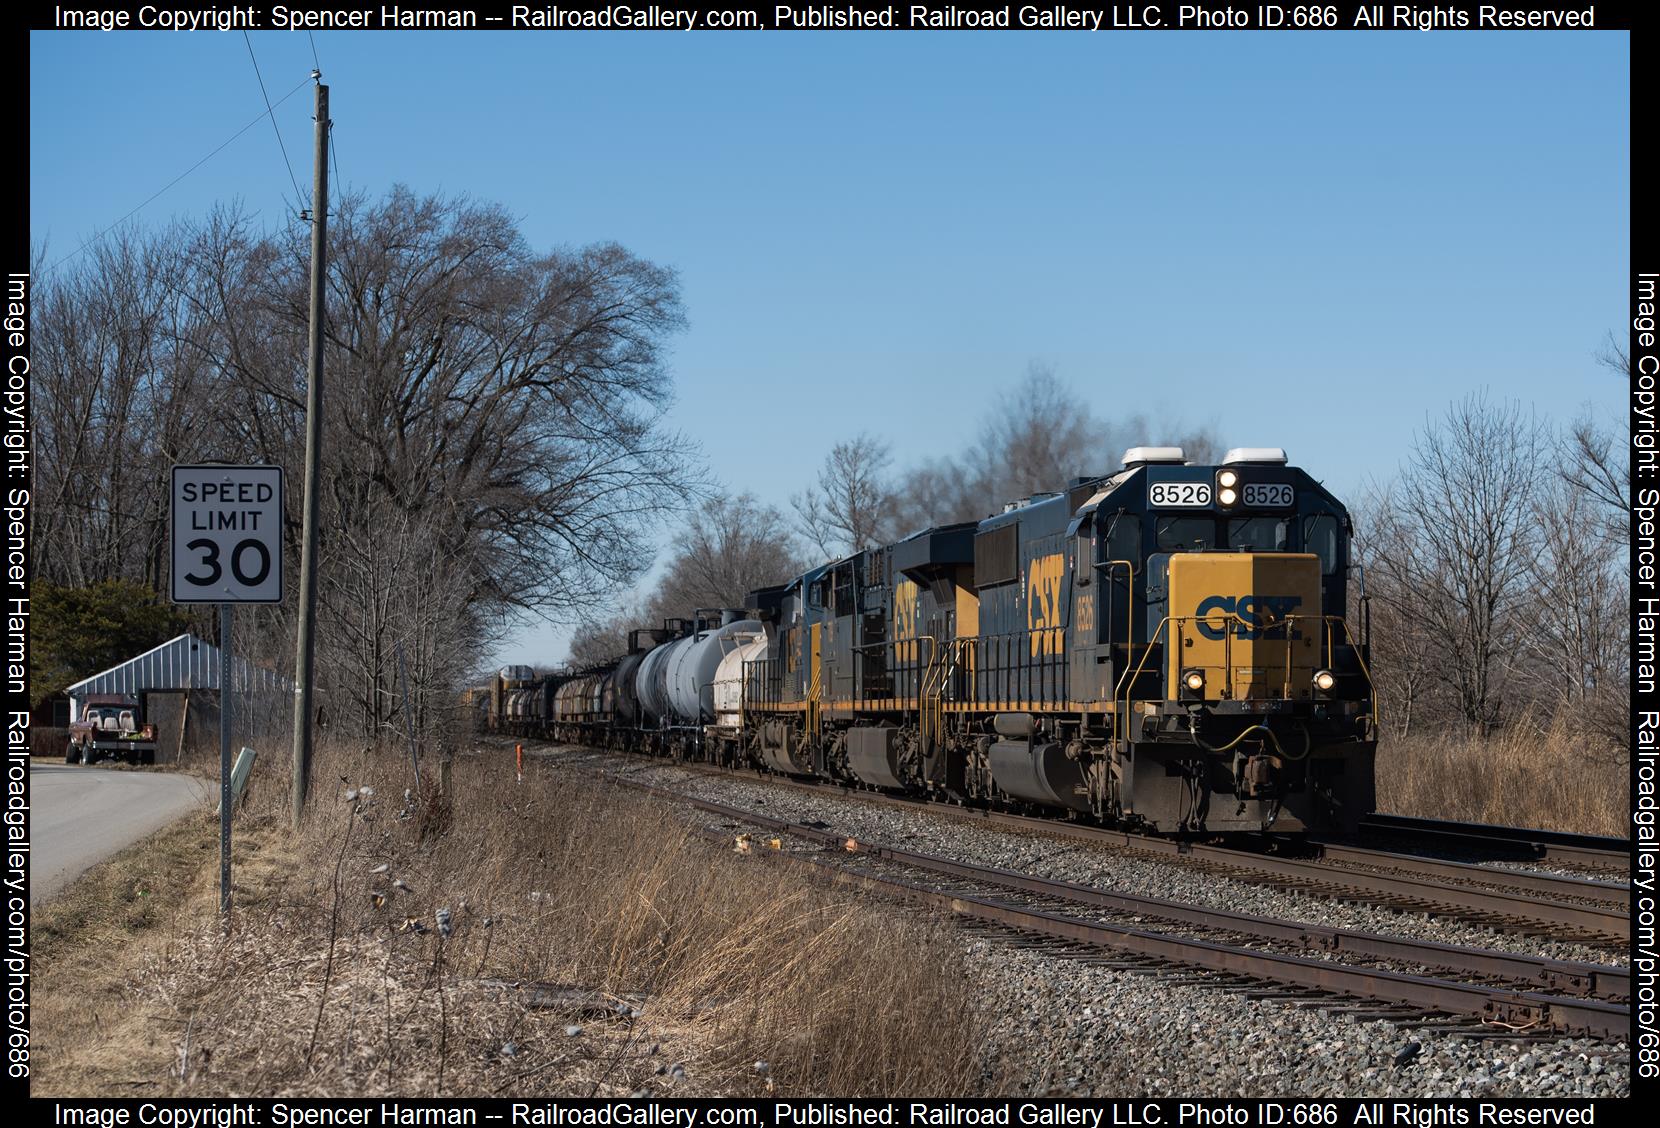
1103;510;1142;566
1227;517;1289;552
1302;515;1342;575
1155;516;1215;553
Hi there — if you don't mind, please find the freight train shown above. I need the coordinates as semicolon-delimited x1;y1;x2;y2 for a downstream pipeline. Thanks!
490;447;1377;835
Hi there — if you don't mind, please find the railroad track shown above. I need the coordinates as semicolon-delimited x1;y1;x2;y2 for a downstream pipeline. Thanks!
1295;840;1629;913
1354;813;1630;872
1147;844;1630;949
556;747;1629;948
607;775;1630;1043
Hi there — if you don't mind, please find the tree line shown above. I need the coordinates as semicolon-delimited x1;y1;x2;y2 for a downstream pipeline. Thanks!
32;188;1628;760
577;365;1630;761
32;188;698;739
1358;371;1628;754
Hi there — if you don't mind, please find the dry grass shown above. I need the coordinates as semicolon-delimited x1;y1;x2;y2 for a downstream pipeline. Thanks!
31;812;222;1094
32;740;977;1097
1376;713;1628;837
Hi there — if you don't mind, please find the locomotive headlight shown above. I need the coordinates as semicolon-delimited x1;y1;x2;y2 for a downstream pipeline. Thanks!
1312;669;1336;694
1218;470;1239;489
1181;668;1206;700
1218;487;1238;506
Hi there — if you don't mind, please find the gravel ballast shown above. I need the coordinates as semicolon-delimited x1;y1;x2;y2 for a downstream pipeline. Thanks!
554;748;1623;968
527;744;1631;1097
969;944;1625;1097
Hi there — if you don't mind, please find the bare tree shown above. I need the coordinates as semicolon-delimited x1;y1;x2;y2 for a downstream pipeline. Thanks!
1371;393;1545;731
1559;333;1632;546
891;454;987;533
1520;475;1627;720
318;492;481;737
560;493;801;667
1351;486;1441;739
892;363;1222;530
31;223;216;592
566;609;639;669
971;362;1098;507
792;434;899;560
650;493;803;620
32;188;700;743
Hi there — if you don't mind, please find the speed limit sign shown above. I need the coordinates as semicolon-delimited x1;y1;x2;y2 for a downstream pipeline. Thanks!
171;465;285;604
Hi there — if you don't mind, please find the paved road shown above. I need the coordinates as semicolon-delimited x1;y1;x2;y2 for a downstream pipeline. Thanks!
29;762;211;905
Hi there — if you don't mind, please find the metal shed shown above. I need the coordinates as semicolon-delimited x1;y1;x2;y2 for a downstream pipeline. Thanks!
63;633;289;721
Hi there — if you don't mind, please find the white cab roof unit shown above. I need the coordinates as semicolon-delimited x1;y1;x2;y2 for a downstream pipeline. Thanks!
1221;447;1289;466
1121;446;1186;467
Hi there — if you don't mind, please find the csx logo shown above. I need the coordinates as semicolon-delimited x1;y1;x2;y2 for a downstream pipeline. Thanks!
1028;553;1065;656
1195;595;1303;640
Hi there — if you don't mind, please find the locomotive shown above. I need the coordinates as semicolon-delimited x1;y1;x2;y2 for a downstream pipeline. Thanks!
492;446;1377;835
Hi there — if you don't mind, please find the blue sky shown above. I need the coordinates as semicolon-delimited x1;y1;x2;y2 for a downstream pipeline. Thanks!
30;30;1631;667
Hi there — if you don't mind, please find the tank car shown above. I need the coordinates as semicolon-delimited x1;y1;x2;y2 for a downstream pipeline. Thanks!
635;612;771;758
552;671;609;742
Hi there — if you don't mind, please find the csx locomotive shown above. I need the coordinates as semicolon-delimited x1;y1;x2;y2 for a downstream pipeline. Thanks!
491;446;1376;834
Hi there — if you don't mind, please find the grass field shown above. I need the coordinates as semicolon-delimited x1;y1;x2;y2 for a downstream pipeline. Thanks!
31;743;975;1097
1375;716;1628;838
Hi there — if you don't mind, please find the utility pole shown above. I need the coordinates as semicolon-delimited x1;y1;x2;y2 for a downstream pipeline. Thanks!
292;80;329;830
220;602;232;920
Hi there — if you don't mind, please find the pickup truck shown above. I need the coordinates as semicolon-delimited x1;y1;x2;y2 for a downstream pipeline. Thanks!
67;694;158;765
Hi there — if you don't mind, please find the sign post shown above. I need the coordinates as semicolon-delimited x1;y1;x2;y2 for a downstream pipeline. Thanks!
172;464;285;923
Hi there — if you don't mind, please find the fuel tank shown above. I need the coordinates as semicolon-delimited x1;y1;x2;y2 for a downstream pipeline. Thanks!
988;740;1091;812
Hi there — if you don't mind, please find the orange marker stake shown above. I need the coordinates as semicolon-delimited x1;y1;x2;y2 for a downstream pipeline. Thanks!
516;743;523;784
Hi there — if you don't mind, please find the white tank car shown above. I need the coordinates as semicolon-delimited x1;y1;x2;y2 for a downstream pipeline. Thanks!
635;635;688;725
637;618;766;726
709;624;773;730
672;618;765;723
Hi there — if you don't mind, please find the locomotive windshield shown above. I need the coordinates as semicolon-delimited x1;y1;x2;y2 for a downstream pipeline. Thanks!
1151;513;1341;559
1155;515;1214;552
1227;516;1289;551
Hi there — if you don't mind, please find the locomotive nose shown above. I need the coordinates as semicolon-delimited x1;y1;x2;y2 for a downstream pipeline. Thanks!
1167;552;1321;702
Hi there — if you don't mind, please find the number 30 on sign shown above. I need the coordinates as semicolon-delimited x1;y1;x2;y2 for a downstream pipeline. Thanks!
171;465;285;604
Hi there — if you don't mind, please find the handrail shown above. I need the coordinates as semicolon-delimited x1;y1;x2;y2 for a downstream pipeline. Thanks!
1099;559;1136;656
1111;612;1378;750
957;629;1068;705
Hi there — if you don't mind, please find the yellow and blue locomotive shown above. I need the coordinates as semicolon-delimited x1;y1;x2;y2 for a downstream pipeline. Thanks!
740;446;1376;834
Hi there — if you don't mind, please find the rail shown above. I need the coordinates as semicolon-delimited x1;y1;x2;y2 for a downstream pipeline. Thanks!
605;771;1629;1041
1357;813;1630;870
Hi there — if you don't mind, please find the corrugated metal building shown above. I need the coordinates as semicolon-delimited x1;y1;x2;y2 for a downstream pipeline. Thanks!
64;634;290;721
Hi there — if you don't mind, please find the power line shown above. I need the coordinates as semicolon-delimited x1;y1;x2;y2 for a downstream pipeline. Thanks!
243;31;306;210
39;75;311;279
329;105;343;194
